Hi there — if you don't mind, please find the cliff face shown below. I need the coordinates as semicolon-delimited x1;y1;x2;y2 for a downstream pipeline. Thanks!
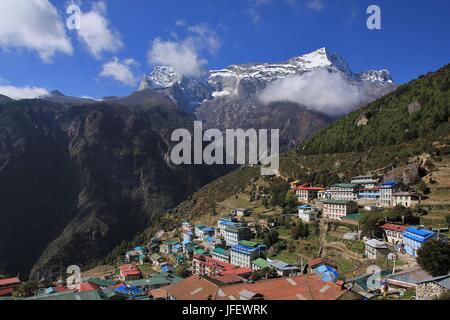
0;96;225;279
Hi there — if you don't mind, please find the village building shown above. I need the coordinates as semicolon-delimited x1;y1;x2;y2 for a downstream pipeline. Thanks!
192;255;252;278
290;180;301;191
126;272;182;291
182;240;195;254
0;277;21;297
268;260;300;277
181;221;193;233
297;204;319;222
119;264;141;282
160;262;174;274
125;248;147;265
251;258;270;271
211;247;231;263
295;184;324;203
364;239;389;260
387;267;431;289
393;192;422;208
403;227;436;257
150;253;165;267
221;224;253;247
231;208;252;217
194;225;215;239
230;241;266;268
218;217;240;233
154;273;359;300
323;200;358;221
379;223;408;247
182;230;194;242
341;213;362;226
329;183;360;201
318;190;331;200
357;187;380;205
379;181;403;207
351;175;381;188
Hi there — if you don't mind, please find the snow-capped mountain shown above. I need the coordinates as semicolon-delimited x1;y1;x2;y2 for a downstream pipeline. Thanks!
139;47;394;112
139;66;180;90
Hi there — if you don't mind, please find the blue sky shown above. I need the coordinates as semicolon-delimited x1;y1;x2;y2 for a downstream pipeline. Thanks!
0;0;449;99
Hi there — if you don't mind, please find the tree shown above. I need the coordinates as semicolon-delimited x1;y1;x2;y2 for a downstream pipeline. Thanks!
263;230;279;247
174;264;191;278
269;181;289;207
283;191;297;213
291;221;310;240
417;240;450;277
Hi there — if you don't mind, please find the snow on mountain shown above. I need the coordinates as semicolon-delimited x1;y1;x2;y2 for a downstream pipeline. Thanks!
139;66;180;90
138;47;395;109
358;69;393;83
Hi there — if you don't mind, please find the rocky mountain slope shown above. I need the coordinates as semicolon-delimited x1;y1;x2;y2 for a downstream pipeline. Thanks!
0;94;229;280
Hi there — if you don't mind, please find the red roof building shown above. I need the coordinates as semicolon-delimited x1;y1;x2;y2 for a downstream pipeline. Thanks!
296;184;325;203
192;255;253;278
379;223;409;246
79;282;101;292
0;277;21;297
155;274;358;300
119;264;141;281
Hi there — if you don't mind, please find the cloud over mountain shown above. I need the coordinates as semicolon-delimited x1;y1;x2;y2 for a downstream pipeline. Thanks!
147;23;221;77
0;84;49;100
100;57;138;86
258;69;369;116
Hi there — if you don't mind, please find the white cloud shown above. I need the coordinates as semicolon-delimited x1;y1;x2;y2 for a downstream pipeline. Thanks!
0;0;73;62
0;85;49;100
247;0;272;23
100;57;138;86
147;23;221;77
76;2;123;59
175;19;186;27
187;23;221;55
259;69;368;116
306;0;325;11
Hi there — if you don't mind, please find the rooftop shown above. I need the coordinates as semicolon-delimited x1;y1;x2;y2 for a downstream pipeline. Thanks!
0;277;21;287
252;258;270;269
404;227;436;242
159;274;349;300
331;183;360;189
324;200;357;205
379;223;408;232
212;247;230;256
365;239;388;249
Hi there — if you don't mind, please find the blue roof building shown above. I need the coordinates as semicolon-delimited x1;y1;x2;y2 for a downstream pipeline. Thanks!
230;241;266;268
403;227;436;257
313;264;339;282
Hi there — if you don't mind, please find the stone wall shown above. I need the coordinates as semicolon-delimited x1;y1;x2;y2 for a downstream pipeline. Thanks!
416;282;448;300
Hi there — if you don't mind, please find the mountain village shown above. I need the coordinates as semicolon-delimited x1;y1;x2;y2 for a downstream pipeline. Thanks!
1;172;449;301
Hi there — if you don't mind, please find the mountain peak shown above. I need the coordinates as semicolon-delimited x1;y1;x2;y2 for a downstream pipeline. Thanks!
50;90;65;97
289;47;352;75
139;66;181;91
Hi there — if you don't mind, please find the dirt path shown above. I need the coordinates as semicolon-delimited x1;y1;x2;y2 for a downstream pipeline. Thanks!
318;220;366;263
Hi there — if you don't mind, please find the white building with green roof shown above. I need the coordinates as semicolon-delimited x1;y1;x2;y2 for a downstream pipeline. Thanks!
251;258;270;271
211;247;230;263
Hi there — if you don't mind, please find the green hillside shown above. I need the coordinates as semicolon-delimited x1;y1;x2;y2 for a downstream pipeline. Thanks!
300;64;450;155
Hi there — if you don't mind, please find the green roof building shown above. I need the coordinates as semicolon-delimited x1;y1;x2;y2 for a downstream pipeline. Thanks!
251;258;270;270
